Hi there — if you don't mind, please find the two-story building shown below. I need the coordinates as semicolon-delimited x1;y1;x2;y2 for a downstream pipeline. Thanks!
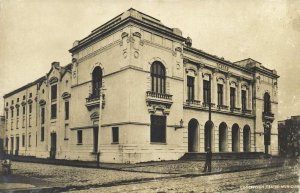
3;8;279;163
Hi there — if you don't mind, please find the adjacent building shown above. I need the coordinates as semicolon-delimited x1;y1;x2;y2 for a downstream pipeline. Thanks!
0;115;5;156
278;116;300;157
3;9;279;163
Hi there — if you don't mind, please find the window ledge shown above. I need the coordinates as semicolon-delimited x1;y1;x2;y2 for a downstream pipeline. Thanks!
77;143;83;145
111;142;119;144
150;142;167;145
64;138;69;141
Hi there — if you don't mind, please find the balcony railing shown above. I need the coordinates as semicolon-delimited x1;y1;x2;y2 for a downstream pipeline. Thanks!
85;94;105;110
202;102;215;108
230;107;241;112
242;109;252;114
262;111;274;121
186;99;201;106
146;91;173;110
217;104;229;110
146;91;172;100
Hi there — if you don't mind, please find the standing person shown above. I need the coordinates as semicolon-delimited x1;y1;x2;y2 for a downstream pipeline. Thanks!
203;147;212;172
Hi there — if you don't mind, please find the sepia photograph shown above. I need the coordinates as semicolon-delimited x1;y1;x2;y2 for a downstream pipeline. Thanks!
0;0;299;192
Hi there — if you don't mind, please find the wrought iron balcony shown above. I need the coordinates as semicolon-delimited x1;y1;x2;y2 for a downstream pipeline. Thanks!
85;94;105;110
186;99;201;106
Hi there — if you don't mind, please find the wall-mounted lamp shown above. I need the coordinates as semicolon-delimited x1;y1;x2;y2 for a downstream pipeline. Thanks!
174;119;184;130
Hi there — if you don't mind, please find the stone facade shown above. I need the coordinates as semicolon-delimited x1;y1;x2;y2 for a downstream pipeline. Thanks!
3;8;279;163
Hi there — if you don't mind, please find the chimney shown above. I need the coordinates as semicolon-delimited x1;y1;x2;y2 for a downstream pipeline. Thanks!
51;61;60;69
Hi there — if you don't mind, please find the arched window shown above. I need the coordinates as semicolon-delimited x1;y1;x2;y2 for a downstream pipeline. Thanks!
151;62;166;93
264;92;271;113
92;67;102;97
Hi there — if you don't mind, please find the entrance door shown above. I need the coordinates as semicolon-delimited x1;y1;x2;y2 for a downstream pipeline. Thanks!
243;126;251;152
93;127;99;153
10;137;14;155
50;133;57;159
188;119;199;152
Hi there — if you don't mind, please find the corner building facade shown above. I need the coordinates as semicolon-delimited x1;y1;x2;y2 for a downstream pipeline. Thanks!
3;9;279;163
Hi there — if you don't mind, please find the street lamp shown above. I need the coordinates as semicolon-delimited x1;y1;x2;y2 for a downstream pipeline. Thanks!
174;119;184;130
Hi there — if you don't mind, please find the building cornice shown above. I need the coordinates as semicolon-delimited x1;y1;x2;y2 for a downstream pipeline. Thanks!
69;16;186;54
183;47;254;74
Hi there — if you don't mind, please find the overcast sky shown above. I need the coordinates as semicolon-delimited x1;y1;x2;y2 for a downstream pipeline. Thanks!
0;0;299;120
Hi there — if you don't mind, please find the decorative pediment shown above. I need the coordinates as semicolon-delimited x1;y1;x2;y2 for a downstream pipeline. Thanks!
39;99;46;106
10;106;14;110
49;77;58;84
4;107;9;111
90;111;99;120
61;92;71;99
27;99;33;104
21;101;27;106
15;104;20;108
132;32;141;38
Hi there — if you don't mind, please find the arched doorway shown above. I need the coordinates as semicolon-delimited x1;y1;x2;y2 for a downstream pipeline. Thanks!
205;120;214;151
232;124;240;152
188;119;199;152
243;125;251;152
219;122;227;152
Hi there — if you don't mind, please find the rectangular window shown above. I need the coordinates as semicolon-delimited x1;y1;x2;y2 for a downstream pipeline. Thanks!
217;84;224;106
28;134;31;147
242;90;247;111
41;107;45;124
77;130;83;144
5;138;9;147
16;119;19;129
17;98;19;102
22;117;25;128
17;108;19;116
64;124;69;139
10;137;14;152
22;134;25;147
5;111;8;120
65;101;69;120
187;76;195;101
29;104;32;113
51;104;57;119
11;100;14;105
6;102;8;106
41;127;44;141
23;95;25;100
29;115;32;127
112;127;119;143
230;87;236;109
5;137;9;149
150;115;166;143
51;85;57;100
29;93;32;98
23;106;25;115
11;109;14;118
203;80;211;104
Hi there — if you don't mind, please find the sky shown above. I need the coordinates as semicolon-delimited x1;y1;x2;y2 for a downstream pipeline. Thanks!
0;0;299;120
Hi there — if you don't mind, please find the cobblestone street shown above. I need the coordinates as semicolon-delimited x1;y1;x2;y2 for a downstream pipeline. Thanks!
0;159;298;192
65;166;299;193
